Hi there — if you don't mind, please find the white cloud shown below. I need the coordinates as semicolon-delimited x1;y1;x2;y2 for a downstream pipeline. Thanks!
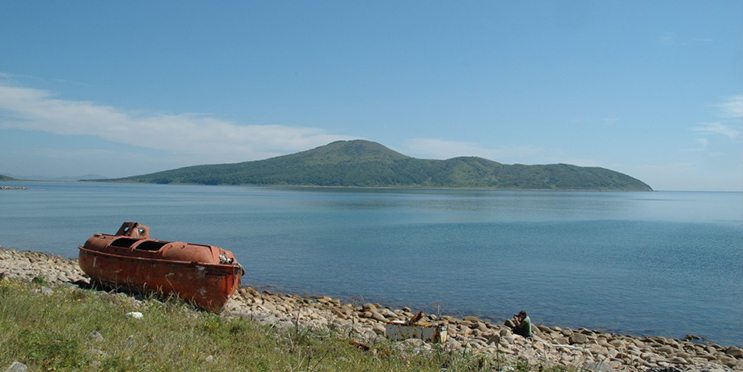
0;82;353;164
691;122;741;140
716;95;743;119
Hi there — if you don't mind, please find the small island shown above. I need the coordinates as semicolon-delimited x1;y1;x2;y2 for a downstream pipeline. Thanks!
91;140;652;191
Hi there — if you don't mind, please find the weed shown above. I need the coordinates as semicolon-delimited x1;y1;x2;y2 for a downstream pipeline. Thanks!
31;275;47;285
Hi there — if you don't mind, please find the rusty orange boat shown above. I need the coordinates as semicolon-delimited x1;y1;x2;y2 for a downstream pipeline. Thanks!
78;222;244;312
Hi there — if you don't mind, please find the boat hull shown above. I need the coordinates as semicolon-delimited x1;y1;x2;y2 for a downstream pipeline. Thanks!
78;222;244;312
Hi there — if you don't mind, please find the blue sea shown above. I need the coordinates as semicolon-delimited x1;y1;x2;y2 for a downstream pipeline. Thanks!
1;181;741;346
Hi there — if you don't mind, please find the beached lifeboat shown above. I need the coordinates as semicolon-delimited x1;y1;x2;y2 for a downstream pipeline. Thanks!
78;222;245;312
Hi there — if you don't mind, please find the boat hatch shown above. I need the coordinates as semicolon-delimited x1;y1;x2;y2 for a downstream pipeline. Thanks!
135;240;168;251
110;238;140;248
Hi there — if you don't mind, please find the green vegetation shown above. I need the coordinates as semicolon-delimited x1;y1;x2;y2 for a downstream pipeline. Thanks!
99;140;652;191
0;280;576;372
0;174;17;181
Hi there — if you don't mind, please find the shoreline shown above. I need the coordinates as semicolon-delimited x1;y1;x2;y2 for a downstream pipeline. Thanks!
0;186;28;190
78;179;653;192
1;246;741;371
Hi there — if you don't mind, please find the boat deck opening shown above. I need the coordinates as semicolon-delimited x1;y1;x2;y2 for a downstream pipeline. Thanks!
135;240;168;251
110;238;140;248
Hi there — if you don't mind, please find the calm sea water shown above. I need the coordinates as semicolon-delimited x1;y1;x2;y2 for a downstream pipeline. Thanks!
1;182;741;346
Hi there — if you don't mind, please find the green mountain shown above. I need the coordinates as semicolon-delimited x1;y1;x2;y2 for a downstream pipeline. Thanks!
0;174;17;181
103;140;652;191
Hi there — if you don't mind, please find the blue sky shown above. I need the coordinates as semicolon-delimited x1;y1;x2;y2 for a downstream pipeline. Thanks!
0;1;741;191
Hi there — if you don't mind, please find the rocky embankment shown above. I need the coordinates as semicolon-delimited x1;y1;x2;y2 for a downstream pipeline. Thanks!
1;247;741;372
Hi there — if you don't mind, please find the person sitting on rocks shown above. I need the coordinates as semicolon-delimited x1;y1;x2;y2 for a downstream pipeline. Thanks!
508;310;531;338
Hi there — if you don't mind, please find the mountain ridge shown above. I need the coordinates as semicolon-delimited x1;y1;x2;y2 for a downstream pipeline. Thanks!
96;140;653;191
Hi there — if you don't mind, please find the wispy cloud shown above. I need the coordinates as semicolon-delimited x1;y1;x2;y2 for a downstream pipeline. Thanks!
683;137;709;153
659;32;682;46
659;32;714;46
600;117;619;127
691;122;741;140
52;78;93;88
696;138;709;149
0;72;91;87
716;95;743;119
0;82;352;163
0;72;45;81
684;96;743;157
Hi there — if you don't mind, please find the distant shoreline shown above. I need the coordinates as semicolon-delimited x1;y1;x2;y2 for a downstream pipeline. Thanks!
81;179;654;192
11;179;743;192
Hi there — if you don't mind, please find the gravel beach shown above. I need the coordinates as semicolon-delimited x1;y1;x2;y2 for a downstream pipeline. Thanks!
1;247;741;371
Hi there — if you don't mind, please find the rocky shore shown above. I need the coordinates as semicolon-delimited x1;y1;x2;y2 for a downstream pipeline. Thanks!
1;247;741;372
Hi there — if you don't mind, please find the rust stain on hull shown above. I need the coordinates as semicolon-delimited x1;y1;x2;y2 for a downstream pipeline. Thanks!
78;222;244;312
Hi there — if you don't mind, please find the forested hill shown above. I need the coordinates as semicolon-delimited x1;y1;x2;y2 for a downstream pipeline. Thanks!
100;140;653;191
0;174;17;181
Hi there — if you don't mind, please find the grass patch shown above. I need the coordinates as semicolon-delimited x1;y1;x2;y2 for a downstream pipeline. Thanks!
0;280;577;371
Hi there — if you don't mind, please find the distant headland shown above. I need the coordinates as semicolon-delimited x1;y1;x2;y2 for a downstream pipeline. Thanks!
0;174;18;182
0;174;26;189
0;174;26;190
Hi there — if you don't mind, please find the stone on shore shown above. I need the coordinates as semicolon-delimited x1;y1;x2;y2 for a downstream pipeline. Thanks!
569;333;588;344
